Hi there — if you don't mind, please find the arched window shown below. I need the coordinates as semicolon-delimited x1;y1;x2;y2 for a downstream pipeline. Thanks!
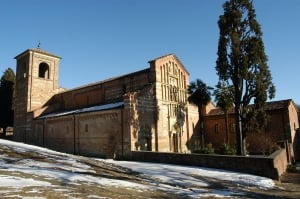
39;62;50;79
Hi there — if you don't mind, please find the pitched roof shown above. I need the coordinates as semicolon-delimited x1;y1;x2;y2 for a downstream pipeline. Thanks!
148;53;190;75
59;68;150;93
38;101;124;119
15;48;61;59
263;99;294;111
207;99;296;116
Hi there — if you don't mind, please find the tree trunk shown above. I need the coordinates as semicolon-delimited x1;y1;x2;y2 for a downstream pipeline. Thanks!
241;119;247;155
198;105;205;148
225;110;229;144
242;135;247;155
235;106;243;155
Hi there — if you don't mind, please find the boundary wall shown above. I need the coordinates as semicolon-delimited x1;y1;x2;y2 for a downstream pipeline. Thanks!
129;148;289;180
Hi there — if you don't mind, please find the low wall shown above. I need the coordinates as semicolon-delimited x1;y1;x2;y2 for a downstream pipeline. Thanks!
270;148;289;178
128;149;288;180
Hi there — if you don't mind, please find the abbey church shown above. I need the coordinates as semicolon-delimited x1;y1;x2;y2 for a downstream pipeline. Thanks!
13;48;207;158
13;48;300;160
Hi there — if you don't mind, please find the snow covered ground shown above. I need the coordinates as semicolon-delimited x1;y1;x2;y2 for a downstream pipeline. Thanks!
0;139;282;198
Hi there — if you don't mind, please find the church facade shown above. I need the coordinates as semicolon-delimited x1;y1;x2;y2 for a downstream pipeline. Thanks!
13;48;299;160
13;48;204;158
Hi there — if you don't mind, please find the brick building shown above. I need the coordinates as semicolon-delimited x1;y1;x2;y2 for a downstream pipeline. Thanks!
13;48;207;158
13;48;299;160
204;99;300;159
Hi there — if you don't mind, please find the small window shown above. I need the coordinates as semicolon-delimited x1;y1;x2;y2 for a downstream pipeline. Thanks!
39;62;50;79
85;124;88;133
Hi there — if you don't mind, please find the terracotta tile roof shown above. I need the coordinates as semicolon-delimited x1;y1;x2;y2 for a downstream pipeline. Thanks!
207;99;295;116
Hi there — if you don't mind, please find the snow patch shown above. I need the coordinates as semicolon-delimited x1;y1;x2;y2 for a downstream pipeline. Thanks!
0;175;52;188
0;139;275;198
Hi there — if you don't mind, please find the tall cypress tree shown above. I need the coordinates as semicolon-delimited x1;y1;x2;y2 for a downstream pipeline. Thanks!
0;68;15;136
216;0;275;155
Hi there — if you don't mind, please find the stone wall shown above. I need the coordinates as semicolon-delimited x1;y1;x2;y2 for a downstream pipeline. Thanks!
129;149;290;180
76;110;122;157
48;69;152;113
32;108;123;158
271;148;289;179
44;115;75;154
14;49;61;142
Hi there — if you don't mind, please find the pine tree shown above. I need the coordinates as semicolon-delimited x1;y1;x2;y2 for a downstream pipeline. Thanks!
0;68;15;136
215;0;275;155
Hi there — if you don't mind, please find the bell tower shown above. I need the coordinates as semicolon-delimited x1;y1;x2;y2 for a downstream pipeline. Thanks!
14;48;61;142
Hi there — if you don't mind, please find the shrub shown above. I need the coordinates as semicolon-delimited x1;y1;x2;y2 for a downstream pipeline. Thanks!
247;133;276;155
286;164;297;173
193;143;215;154
217;143;236;155
200;147;215;154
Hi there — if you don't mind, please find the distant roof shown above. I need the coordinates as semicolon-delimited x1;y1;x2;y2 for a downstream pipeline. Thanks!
15;48;61;59
38;101;124;119
207;99;295;116
263;99;295;111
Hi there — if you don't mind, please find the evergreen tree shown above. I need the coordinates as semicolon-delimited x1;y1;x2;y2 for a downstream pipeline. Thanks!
188;79;213;148
0;68;15;136
215;0;275;155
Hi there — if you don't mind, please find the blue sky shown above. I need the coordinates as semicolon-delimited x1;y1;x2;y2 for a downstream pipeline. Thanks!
1;0;299;104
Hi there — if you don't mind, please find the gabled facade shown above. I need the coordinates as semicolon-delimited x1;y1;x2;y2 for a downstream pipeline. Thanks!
13;48;200;158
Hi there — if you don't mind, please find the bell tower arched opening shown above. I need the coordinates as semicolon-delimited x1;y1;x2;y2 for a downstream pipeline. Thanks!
39;62;50;79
